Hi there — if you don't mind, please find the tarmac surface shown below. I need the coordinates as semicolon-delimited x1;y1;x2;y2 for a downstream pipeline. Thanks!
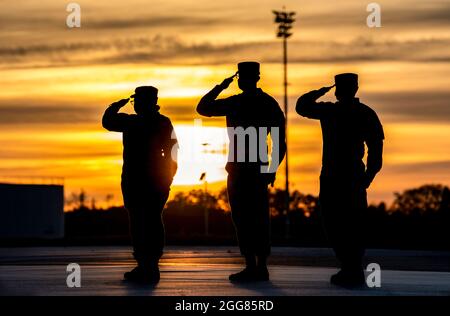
0;246;449;296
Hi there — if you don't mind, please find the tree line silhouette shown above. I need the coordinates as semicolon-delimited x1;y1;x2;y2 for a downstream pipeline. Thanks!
64;183;449;250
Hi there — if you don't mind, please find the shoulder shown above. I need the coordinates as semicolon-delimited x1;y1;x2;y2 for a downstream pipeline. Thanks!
158;113;171;122
259;90;278;104
157;113;174;127
358;101;384;137
358;101;378;117
259;90;282;112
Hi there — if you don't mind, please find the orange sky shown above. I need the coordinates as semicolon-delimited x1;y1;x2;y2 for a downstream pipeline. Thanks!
0;0;449;208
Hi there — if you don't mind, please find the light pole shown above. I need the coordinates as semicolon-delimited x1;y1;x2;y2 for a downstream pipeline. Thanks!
199;172;209;237
273;7;295;240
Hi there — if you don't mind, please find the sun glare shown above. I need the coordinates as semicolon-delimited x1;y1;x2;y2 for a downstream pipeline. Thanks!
172;124;228;186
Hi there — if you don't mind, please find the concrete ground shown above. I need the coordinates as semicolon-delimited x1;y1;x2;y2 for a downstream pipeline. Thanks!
0;246;449;296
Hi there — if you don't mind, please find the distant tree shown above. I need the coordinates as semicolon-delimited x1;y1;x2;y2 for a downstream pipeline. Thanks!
63;184;450;249
90;197;96;210
268;188;287;216
290;190;319;218
167;190;220;210
65;189;88;210
268;188;319;218
390;184;450;215
105;194;114;207
217;188;230;212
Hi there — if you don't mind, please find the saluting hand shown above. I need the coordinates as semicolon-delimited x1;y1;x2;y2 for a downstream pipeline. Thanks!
219;73;237;90
111;98;129;108
317;85;335;95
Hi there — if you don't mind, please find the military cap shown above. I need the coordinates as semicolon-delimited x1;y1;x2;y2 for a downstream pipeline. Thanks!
131;86;158;98
334;73;358;87
237;61;260;77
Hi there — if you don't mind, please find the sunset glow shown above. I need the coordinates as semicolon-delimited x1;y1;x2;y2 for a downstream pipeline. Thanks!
1;0;449;208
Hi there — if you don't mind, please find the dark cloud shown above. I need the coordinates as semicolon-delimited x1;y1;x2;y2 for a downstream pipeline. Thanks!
300;4;450;28
0;104;100;124
382;6;450;26
268;37;450;64
0;102;206;125
1;35;449;68
0;149;118;160
86;16;222;29
363;91;450;122
1;90;448;125
384;160;450;174
161;104;199;122
291;164;322;175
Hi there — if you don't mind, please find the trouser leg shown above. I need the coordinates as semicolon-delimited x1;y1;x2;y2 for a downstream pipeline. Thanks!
123;186;169;267
253;183;270;258
320;177;367;272
227;174;270;259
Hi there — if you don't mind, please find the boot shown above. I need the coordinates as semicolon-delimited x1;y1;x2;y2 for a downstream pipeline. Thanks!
124;264;160;284
330;269;365;288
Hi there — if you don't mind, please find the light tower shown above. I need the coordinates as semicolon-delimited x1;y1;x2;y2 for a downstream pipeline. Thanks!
273;7;296;239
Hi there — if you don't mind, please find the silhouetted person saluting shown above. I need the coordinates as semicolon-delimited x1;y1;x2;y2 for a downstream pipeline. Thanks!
102;86;178;284
197;62;286;282
296;73;384;287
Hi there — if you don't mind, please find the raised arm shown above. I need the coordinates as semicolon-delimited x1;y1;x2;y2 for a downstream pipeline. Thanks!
102;98;130;132
196;74;236;117
296;85;334;119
